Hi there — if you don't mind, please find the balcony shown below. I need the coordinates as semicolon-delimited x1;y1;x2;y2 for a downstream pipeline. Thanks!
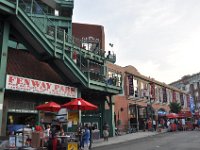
106;51;116;63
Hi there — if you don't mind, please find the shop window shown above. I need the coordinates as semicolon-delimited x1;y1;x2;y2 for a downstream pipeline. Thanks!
8;101;36;113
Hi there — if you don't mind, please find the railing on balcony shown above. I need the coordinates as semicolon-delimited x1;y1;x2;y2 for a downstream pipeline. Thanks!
106;51;116;63
107;69;122;87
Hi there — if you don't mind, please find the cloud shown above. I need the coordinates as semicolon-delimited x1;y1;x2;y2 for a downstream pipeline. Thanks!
73;0;200;83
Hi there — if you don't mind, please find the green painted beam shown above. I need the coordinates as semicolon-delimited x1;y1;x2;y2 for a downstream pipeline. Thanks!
0;21;10;136
0;21;9;90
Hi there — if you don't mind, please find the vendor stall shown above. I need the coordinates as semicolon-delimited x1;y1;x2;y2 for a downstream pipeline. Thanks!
178;111;194;131
166;113;178;132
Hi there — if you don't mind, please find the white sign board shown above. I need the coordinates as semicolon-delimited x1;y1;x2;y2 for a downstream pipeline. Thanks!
6;75;77;98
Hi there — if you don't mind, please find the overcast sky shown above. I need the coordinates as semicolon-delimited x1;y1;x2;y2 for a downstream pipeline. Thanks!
73;0;200;84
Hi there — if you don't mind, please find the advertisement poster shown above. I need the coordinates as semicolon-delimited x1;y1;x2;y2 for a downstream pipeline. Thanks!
68;112;79;125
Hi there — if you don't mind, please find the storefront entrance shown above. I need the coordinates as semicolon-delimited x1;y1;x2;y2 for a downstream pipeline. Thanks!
129;104;147;130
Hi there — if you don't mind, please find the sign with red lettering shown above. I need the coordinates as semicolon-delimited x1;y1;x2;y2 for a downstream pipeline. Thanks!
6;75;77;98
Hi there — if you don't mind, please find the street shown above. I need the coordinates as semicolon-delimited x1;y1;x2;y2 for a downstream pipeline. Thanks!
93;131;200;150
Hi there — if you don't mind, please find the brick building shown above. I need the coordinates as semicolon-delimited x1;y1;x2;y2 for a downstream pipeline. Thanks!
107;62;189;131
170;72;200;113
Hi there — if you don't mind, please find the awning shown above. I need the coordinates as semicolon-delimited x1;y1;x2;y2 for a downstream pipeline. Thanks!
129;101;147;108
158;110;167;116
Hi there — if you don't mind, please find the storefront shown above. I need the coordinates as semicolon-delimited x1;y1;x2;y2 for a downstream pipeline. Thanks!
129;103;147;130
4;74;78;135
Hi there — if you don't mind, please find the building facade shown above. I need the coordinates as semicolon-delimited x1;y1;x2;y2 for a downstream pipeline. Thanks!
170;73;200;113
107;63;189;131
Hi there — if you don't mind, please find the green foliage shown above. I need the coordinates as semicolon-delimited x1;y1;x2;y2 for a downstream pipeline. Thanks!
169;102;182;113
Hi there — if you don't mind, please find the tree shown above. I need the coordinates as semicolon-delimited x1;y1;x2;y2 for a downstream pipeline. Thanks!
169;102;182;113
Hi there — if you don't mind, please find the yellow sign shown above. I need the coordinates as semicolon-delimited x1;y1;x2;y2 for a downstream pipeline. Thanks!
68;112;79;125
68;142;78;150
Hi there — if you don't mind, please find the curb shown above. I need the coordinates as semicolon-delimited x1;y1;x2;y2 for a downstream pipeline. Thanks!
92;130;168;148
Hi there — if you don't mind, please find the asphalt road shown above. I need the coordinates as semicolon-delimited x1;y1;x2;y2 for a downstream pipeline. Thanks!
93;131;200;150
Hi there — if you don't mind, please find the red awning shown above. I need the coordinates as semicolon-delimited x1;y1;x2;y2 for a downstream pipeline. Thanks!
178;111;192;118
166;113;178;119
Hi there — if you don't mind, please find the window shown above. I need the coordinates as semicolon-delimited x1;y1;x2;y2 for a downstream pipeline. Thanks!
54;10;59;16
140;82;144;89
185;84;190;92
182;86;186;90
133;79;138;97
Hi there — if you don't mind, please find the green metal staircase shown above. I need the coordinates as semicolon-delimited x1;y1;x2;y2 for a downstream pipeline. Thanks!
0;0;122;94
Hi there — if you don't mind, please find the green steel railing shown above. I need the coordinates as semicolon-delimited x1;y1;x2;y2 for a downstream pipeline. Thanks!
5;0;122;88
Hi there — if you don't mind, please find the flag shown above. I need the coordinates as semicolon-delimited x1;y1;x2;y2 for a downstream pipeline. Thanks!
180;93;184;106
109;43;114;47
162;88;167;103
128;75;134;96
172;91;176;102
150;82;155;100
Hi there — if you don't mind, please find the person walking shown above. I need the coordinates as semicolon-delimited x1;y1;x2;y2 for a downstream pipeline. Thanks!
197;118;200;130
181;118;186;131
167;119;171;132
44;124;51;146
81;124;90;150
88;125;92;150
103;123;109;141
153;119;157;131
147;118;152;131
143;119;147;131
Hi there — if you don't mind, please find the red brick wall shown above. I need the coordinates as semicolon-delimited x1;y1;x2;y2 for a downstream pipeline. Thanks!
114;95;129;131
72;23;105;50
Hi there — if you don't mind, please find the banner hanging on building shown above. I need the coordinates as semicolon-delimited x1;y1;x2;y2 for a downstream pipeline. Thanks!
180;93;184;106
128;74;134;96
150;82;155;100
187;95;190;107
189;96;195;114
162;88;167;103
172;91;176;102
6;75;77;98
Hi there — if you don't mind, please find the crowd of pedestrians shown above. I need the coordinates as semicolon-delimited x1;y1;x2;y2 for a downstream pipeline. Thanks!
126;117;200;133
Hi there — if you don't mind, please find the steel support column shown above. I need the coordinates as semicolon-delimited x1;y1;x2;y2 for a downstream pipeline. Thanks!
77;90;82;124
108;95;115;137
0;21;10;136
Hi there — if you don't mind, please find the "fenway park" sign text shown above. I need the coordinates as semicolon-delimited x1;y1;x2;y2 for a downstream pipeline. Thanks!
6;75;77;98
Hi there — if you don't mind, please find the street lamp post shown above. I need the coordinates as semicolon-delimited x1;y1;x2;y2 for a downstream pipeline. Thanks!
150;97;154;131
148;81;154;131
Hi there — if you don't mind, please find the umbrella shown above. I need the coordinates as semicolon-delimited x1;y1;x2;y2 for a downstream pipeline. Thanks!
166;113;178;119
62;98;98;111
36;101;61;112
62;98;98;124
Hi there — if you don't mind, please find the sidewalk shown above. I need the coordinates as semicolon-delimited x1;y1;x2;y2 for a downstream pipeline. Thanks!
92;129;167;148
